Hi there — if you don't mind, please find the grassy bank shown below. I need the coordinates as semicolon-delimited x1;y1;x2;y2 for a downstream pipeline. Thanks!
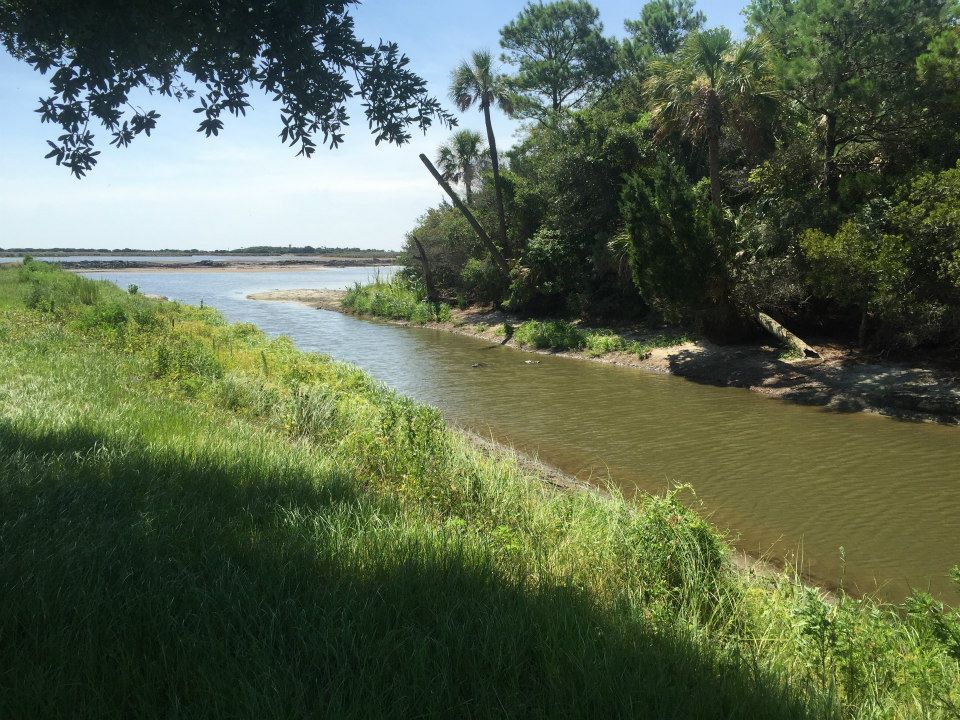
1;263;958;718
511;318;689;357
343;277;688;359
342;274;451;324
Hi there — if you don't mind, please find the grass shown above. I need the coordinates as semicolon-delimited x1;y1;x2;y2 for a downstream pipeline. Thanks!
0;262;959;718
512;318;690;359
342;274;451;324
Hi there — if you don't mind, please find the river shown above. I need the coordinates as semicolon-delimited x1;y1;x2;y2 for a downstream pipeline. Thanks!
86;266;960;603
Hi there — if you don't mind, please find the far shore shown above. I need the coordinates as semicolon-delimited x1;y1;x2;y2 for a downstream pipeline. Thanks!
249;288;960;426
65;258;397;273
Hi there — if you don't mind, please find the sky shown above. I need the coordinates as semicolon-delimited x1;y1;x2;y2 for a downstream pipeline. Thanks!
0;1;747;251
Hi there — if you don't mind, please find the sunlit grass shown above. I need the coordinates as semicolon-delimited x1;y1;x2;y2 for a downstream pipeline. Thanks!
342;273;451;324
0;262;958;718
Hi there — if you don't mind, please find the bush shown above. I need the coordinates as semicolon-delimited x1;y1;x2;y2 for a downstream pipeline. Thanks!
583;332;626;356
622;157;739;336
342;276;451;325
513;320;585;350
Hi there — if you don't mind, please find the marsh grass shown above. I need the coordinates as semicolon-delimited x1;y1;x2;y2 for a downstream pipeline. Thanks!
0;262;958;718
513;319;690;359
342;274;451;324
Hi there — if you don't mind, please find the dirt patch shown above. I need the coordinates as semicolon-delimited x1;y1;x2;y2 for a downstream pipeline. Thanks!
249;290;960;425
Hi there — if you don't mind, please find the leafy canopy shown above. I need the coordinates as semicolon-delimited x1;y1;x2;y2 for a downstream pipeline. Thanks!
746;0;953;174
499;0;616;116
0;0;455;177
625;0;705;56
450;49;514;114
436;130;488;203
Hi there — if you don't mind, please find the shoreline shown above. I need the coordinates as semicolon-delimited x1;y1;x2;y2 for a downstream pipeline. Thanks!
248;288;960;426
461;426;832;598
66;258;396;273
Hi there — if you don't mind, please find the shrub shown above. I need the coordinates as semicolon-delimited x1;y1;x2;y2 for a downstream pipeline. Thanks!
584;332;626;356
622;157;739;335
342;276;451;325
513;320;585;350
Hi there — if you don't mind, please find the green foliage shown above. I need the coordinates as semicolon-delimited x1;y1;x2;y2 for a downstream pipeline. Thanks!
1;0;454;177
513;319;586;350
499;0;617;116
459;257;505;302
436;130;488;203
622;156;736;329
625;0;706;56
506;108;650;314
342;276;452;325
801;162;960;348
747;0;955;192
1;265;959;717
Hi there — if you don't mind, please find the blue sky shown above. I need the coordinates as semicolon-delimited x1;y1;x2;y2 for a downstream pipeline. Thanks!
0;1;746;251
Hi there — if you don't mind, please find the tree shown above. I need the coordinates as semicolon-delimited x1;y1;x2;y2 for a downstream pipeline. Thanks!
621;153;737;333
0;0;454;178
645;29;775;205
625;0;705;56
436;130;488;204
451;50;514;255
499;0;616;117
746;0;952;201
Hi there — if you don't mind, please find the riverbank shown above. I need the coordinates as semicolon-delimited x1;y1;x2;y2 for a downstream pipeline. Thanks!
250;288;960;425
4;263;959;717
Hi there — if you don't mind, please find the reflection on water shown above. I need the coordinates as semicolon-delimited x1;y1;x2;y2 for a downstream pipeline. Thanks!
88;267;960;602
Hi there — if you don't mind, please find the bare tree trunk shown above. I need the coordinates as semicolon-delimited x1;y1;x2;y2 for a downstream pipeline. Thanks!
705;89;723;206
757;312;821;359
858;304;869;348
483;103;511;257
412;236;438;303
824;111;839;202
419;153;510;280
707;130;722;206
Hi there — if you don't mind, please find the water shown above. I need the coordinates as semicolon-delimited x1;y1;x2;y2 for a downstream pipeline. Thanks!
88;267;960;602
0;254;363;264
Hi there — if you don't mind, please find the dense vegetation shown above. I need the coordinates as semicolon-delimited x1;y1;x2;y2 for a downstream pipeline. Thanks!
403;0;960;354
2;261;959;718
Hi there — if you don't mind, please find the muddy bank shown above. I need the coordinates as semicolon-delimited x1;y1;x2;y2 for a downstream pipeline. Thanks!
249;289;960;425
67;258;396;272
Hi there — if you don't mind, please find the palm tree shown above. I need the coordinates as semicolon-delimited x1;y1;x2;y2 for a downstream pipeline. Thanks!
645;29;774;206
450;50;514;254
436;130;488;205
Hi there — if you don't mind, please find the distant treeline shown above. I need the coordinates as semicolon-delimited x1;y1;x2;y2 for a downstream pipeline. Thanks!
0;246;400;257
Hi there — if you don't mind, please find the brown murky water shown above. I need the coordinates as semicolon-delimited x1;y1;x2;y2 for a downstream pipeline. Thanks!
92;268;960;603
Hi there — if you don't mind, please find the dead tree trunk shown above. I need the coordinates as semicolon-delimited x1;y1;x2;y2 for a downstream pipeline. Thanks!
412;236;438;303
419;153;510;280
757;312;821;359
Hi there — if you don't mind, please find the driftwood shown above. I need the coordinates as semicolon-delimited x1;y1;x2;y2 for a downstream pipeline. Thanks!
419;153;510;278
757;312;821;359
412;236;438;303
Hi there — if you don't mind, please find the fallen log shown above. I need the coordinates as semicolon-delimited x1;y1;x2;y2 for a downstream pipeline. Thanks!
757;312;821;359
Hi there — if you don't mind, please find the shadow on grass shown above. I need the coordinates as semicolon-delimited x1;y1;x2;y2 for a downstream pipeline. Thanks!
0;421;822;719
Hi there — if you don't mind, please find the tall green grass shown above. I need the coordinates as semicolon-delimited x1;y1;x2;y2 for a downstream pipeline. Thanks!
342;274;451;324
0;262;958;718
512;318;689;358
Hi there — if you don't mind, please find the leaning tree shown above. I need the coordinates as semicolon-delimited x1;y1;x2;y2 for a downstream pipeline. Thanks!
0;0;455;177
